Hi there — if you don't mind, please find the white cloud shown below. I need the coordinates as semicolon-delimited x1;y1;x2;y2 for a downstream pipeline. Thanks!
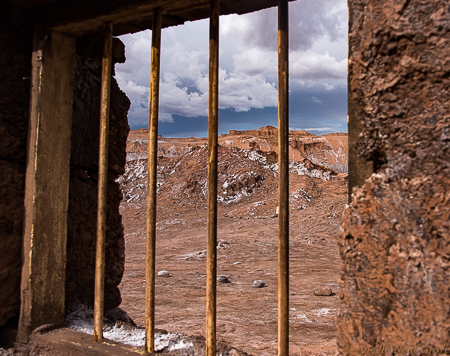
117;30;279;123
311;96;324;105
290;51;346;80
159;72;207;120
154;67;277;122
116;31;152;87
218;69;277;111
161;44;207;80
115;77;149;127
116;0;348;127
220;0;347;52
232;48;277;78
301;127;335;131
232;48;346;82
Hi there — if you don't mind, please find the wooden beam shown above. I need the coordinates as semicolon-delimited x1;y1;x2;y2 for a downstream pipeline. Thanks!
145;8;162;354
17;28;75;343
93;22;113;343
206;0;219;355
26;0;298;37
277;0;289;355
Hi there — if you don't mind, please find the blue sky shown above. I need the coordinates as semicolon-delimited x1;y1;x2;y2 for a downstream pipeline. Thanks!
116;0;348;137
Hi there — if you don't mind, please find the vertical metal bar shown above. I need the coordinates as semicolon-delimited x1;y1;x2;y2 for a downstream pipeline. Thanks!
94;22;113;343
207;0;219;355
145;9;163;354
278;0;289;355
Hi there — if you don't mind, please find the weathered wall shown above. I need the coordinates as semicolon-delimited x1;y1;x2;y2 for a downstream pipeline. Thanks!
338;0;450;353
65;35;130;313
0;14;130;332
18;29;76;343
0;6;31;328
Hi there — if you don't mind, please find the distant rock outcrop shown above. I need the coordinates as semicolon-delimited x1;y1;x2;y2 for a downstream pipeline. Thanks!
118;129;348;208
219;127;348;174
228;125;278;137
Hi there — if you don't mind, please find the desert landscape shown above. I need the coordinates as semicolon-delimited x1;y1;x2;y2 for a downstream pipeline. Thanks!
117;126;348;355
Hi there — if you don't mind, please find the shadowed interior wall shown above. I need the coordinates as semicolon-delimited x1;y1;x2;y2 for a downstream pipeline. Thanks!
66;35;130;313
0;6;31;329
0;11;130;333
338;0;450;353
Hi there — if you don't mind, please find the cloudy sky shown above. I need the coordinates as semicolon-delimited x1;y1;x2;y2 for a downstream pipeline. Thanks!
116;0;348;137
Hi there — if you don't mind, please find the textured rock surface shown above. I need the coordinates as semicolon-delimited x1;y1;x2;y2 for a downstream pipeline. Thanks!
252;280;265;288
65;35;130;313
313;286;333;297
0;25;130;327
338;0;450;353
0;11;31;327
218;275;229;283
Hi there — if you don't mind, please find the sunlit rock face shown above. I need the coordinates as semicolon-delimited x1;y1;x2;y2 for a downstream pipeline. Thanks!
338;0;450;353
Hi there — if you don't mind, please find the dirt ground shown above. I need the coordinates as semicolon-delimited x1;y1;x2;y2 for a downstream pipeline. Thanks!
119;173;346;355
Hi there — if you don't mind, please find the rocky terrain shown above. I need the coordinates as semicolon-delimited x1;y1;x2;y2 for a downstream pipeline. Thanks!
118;127;348;355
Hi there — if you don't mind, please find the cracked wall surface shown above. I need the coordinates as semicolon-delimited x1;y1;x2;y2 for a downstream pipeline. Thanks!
66;35;130;313
0;9;130;330
0;8;31;328
338;0;450;352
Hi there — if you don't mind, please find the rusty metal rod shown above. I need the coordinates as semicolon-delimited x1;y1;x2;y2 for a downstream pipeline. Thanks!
94;22;113;343
206;0;219;355
278;0;289;355
145;9;163;354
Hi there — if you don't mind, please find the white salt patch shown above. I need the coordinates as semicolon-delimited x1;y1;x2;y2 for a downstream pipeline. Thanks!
67;317;193;351
163;218;186;225
252;201;265;206
296;314;312;323
169;338;194;351
314;308;336;316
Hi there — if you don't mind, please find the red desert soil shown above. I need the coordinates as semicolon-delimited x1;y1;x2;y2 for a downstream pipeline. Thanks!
118;127;348;355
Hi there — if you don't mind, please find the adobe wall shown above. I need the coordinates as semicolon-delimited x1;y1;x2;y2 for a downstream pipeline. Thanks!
66;35;130;313
0;8;130;332
338;0;450;353
0;6;31;329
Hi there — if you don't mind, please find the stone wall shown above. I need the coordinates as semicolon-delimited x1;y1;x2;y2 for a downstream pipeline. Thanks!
65;35;130;313
338;0;450;353
0;15;130;332
0;6;31;328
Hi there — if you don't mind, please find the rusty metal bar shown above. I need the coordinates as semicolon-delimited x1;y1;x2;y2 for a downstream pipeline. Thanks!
145;9;163;354
206;0;219;355
94;22;113;343
278;0;289;355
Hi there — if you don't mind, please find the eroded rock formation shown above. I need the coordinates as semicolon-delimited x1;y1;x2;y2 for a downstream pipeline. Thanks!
228;125;278;137
338;0;450;352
